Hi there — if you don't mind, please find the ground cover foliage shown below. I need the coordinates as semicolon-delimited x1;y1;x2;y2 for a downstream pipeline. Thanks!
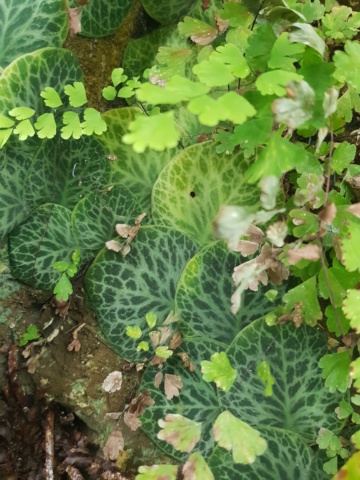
2;0;360;478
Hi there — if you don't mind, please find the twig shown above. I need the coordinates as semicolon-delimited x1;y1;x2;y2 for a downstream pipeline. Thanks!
44;410;55;480
65;465;85;480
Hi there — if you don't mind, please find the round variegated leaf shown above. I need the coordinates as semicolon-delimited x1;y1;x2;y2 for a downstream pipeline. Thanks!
24;135;110;211
8;203;77;290
141;0;194;25
99;108;179;212
175;242;276;344
69;0;133;38
122;26;177;78
307;450;332;480
152;141;260;245
84;226;199;361
0;142;31;240
71;183;142;252
0;0;68;69
140;337;223;460
0;48;82;118
221;319;343;442
208;427;314;480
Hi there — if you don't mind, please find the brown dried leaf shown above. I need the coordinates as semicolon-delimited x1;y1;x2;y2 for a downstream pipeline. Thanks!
346;174;360;189
246;225;265;244
266;221;288;247
215;13;229;34
104;412;122;421
150;354;167;366
123;411;142;431
154;372;163;388
67;323;85;352
177;352;196;372
346;203;360;219
115;224;132;238
67;7;82;36
286;244;320;265
121;243;131;257
135;212;147;225
169;331;183;350
149;331;161;348
102;371;123;393
201;0;210;10
103;430;124;461
233;240;259;257
127;391;155;416
319;202;336;224
26;353;41;374
67;337;81;352
163;311;179;325
158;326;173;344
164;374;183;400
197;133;209;143
191;31;217;45
105;240;122;252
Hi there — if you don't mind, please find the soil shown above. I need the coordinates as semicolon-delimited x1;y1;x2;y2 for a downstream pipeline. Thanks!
0;252;169;480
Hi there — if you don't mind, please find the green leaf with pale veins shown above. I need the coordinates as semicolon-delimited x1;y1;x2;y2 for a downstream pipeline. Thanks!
13;119;35;141
282;276;322;326
183;452;214;480
255;70;302;96
61;111;82;140
193;59;234;87
245;133;307;183
40;87;63;108
213;411;267;464
53;272;73;302
123;111;179;152
201;352;237;391
9;107;35;120
334;42;360;93
82;108;107;136
64;81;87;107
34;113;56;139
157;414;201;452
319;351;352;394
136;76;209;104
136;465;178;480
211;43;250;78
